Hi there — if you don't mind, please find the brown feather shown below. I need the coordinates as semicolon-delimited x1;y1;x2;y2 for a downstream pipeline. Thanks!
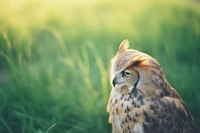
107;40;197;133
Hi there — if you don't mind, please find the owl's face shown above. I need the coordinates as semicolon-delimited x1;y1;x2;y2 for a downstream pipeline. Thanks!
112;66;139;89
111;40;164;96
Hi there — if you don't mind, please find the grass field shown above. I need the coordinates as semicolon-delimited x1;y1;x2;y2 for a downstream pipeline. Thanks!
0;0;200;133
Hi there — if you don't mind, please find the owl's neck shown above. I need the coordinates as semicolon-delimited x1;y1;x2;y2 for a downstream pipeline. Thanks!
136;70;180;100
113;69;180;108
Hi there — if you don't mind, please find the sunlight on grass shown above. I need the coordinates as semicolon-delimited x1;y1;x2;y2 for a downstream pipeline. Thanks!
0;0;200;133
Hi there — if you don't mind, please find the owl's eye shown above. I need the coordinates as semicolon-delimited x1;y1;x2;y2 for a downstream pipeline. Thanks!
123;71;132;78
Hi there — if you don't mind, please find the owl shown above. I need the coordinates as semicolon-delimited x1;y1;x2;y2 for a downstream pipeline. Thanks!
107;40;197;133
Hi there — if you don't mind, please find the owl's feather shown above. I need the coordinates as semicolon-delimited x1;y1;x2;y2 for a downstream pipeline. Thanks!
107;40;196;133
118;39;129;54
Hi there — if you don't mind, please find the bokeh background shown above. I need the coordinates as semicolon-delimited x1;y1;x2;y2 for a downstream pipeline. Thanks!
0;0;200;133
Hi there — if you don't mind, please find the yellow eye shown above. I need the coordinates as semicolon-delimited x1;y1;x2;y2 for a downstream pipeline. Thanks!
123;71;132;77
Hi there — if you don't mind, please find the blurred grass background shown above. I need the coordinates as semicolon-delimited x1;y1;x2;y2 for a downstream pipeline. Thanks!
0;0;200;132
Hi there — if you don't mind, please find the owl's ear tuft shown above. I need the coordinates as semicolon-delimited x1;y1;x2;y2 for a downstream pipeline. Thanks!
118;39;129;53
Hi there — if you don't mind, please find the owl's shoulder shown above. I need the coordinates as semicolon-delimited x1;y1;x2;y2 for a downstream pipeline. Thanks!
141;96;197;133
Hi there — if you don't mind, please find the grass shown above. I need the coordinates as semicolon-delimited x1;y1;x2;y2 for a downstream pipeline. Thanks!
0;0;200;132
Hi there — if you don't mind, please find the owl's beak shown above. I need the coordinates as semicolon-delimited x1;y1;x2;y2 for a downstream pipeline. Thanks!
112;77;117;87
112;76;125;87
112;74;125;87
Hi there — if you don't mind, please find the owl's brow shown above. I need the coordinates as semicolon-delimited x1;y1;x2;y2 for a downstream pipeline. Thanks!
125;59;143;70
132;60;142;67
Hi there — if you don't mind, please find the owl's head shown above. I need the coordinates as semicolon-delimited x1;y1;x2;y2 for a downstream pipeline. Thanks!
111;40;170;97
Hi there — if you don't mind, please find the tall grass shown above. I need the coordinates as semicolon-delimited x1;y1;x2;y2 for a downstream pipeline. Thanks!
0;0;200;132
